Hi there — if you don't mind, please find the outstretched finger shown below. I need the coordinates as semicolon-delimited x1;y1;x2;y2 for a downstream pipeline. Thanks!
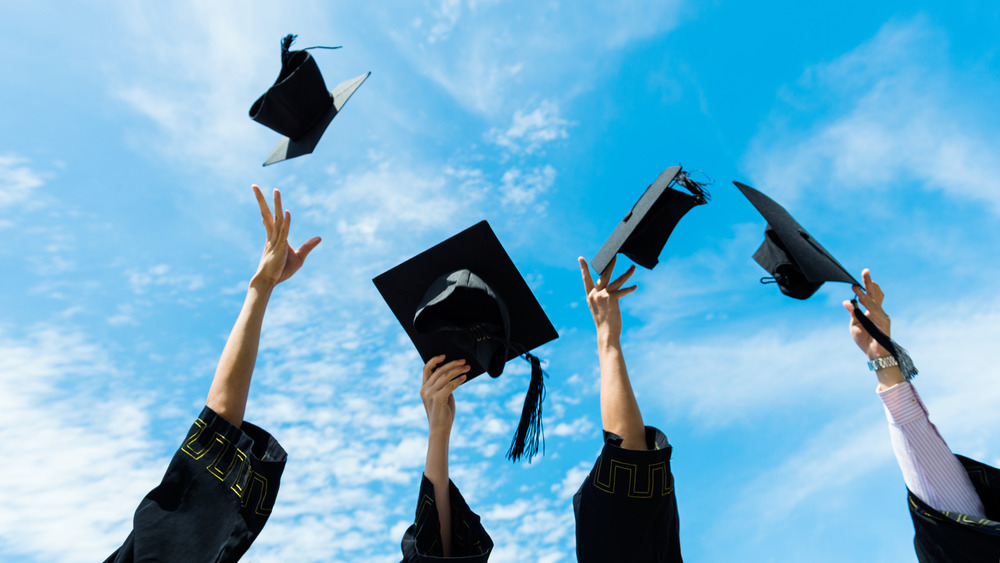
596;255;617;290
253;185;274;230
273;189;284;224
608;264;636;291
579;257;595;294
861;269;884;303
279;210;291;244
296;236;322;262
616;284;638;299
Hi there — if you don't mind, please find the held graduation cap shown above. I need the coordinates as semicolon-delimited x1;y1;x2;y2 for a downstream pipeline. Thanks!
735;181;918;380
591;165;710;275
249;34;370;166
373;221;559;462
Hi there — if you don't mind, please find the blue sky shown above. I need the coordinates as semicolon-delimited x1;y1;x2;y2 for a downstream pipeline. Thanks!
1;1;999;561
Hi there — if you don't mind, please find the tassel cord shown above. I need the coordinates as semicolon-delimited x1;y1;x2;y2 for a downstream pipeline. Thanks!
505;351;548;463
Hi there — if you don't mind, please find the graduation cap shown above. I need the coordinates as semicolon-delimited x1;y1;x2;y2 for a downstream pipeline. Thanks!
373;221;559;462
591;165;709;274
735;181;917;379
249;34;370;166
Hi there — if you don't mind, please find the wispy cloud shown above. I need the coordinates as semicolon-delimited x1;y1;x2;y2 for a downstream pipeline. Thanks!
296;156;488;258
0;154;47;210
745;17;1000;213
390;0;686;115
0;326;170;562
127;263;206;294
488;100;572;155
499;164;556;212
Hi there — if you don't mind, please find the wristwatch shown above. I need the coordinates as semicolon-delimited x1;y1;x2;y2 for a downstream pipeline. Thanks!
867;355;898;371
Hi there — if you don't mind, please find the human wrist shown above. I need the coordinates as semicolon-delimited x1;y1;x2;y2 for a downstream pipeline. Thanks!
865;346;891;361
871;361;904;388
428;427;451;447
249;273;278;293
596;330;622;350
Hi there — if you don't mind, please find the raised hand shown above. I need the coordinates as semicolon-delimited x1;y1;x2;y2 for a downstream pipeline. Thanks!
579;255;637;343
420;355;470;436
842;268;891;360
252;185;321;289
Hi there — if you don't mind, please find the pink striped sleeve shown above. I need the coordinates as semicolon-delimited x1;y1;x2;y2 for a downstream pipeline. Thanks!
878;381;986;517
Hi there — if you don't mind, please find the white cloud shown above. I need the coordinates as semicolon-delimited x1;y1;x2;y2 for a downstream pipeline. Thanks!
389;0;685;115
126;263;206;294
745;18;1000;213
488;100;572;154
296;157;489;258
549;416;594;439
0;154;47;209
553;461;592;501
0;326;169;562
499;164;556;212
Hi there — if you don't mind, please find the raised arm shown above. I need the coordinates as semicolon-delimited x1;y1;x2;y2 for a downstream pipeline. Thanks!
843;269;986;519
579;256;646;450
206;185;321;427
420;355;469;557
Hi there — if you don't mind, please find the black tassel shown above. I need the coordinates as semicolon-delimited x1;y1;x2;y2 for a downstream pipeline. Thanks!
280;34;297;61
506;353;546;462
851;299;918;380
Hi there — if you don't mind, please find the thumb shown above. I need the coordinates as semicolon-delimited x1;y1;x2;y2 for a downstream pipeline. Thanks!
296;236;322;261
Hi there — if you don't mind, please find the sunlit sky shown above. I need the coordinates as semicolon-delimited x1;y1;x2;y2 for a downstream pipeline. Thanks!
2;2;999;562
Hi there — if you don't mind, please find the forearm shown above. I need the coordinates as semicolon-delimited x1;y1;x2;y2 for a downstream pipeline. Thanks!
597;332;646;450
424;430;452;557
206;277;274;427
880;382;985;517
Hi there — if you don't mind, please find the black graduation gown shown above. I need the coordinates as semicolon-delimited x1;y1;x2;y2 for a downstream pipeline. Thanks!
910;455;1000;563
573;427;682;563
104;406;286;563
401;475;494;562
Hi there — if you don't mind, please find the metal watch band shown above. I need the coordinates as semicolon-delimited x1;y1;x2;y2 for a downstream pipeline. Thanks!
867;355;898;371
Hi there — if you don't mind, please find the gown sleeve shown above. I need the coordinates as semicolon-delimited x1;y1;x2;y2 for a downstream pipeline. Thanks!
104;406;286;563
400;475;494;562
908;455;1000;563
573;426;682;563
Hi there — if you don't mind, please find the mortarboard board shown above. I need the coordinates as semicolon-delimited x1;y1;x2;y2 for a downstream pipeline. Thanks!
735;180;917;379
734;181;859;299
249;34;369;166
373;220;559;462
591;165;709;275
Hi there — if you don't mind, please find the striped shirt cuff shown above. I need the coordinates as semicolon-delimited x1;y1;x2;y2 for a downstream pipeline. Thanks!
877;381;926;424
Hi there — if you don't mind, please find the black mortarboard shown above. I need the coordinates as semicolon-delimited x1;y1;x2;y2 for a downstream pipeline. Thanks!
249;34;369;166
373;221;559;462
734;181;859;299
736;181;917;379
591;165;709;275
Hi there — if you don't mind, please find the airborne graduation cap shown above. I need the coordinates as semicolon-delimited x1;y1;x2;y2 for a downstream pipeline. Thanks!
591;165;710;274
249;34;370;166
735;181;918;380
373;221;559;462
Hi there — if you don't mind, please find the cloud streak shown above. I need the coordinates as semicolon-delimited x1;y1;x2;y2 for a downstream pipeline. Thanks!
745;17;1000;213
